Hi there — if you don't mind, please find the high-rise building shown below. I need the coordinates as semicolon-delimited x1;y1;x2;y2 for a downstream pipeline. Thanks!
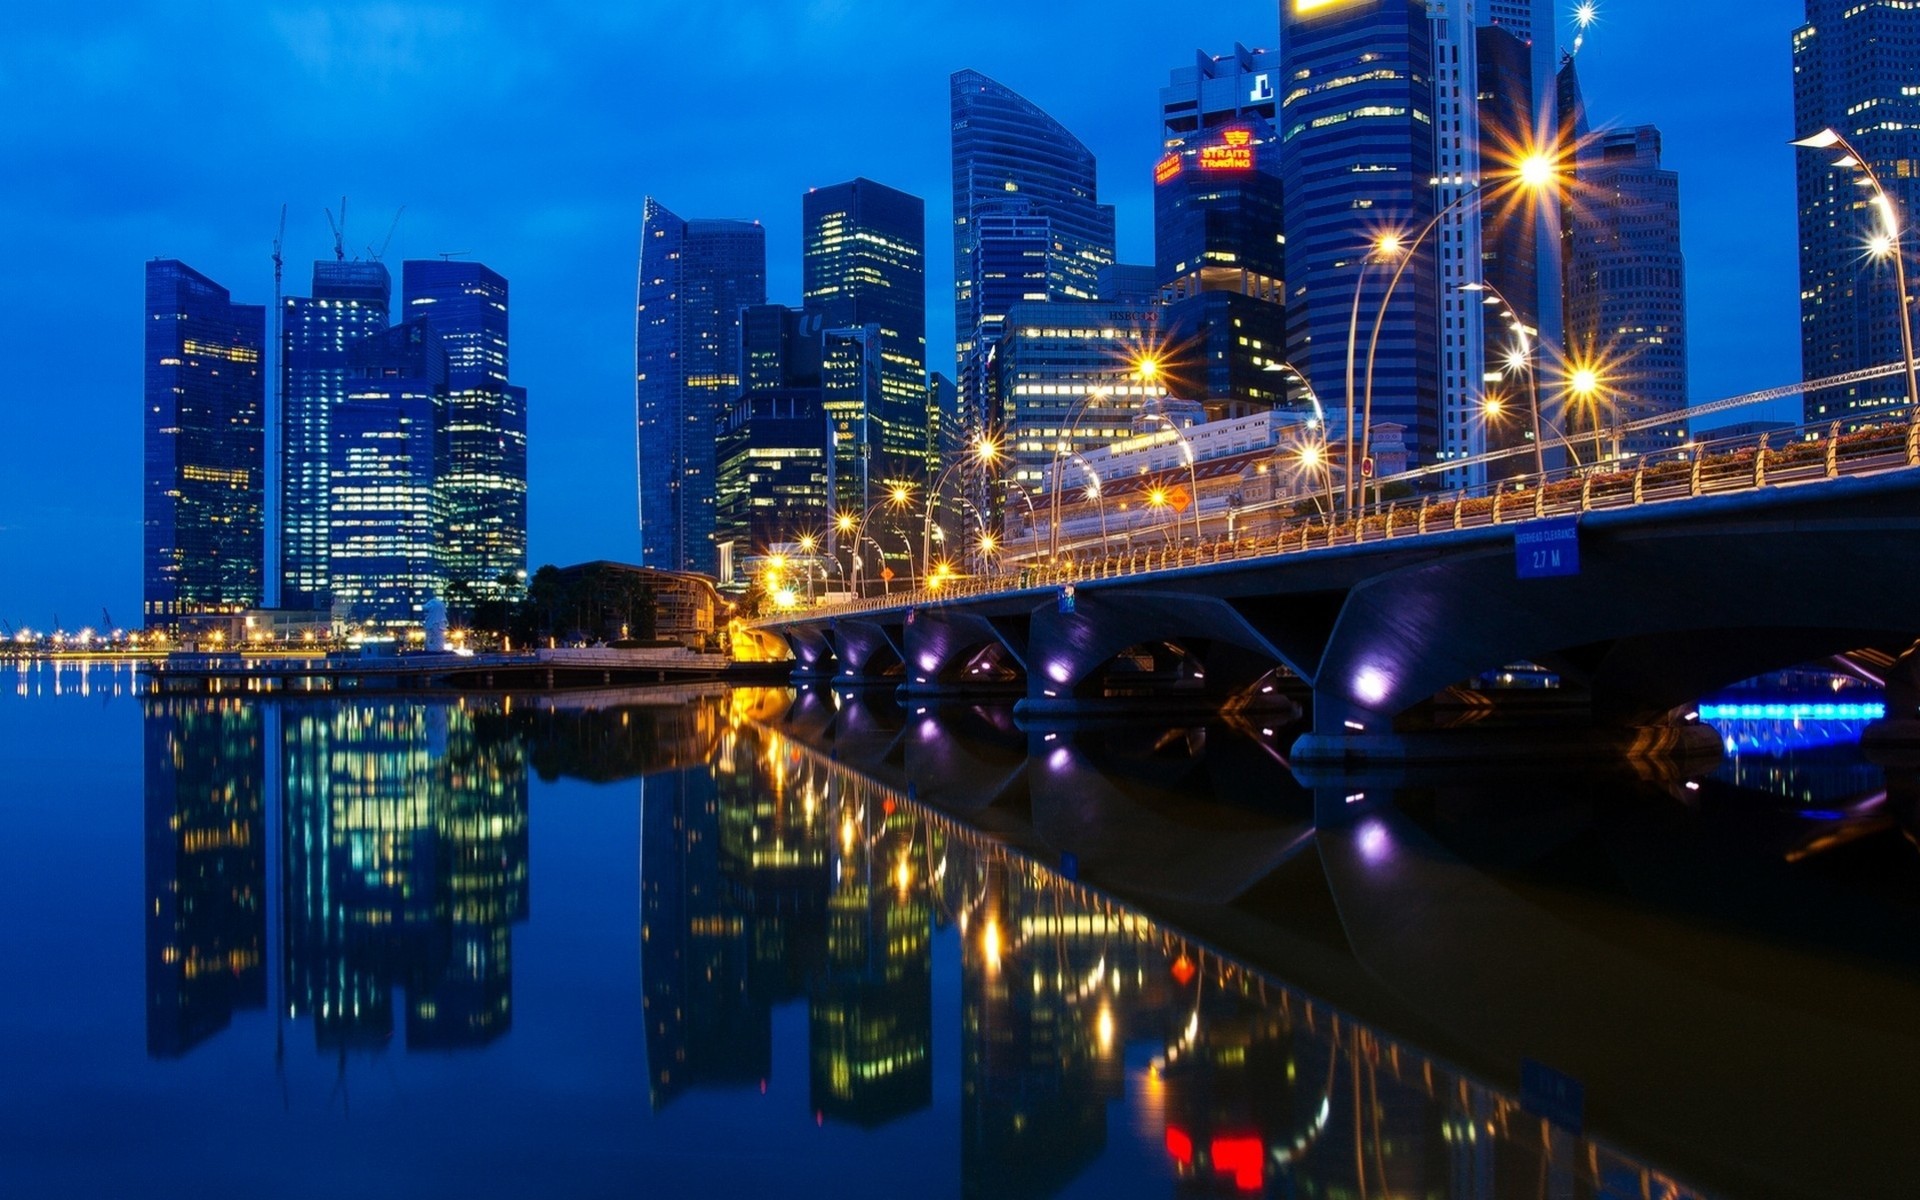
1153;113;1291;418
951;70;1116;429
143;260;266;627
328;318;448;627
280;261;391;610
1477;22;1547;478
803;179;928;499
1566;126;1690;458
1160;43;1281;147
991;300;1170;496
635;199;766;576
1280;0;1441;468
402;260;528;605
1793;0;1920;425
715;389;836;570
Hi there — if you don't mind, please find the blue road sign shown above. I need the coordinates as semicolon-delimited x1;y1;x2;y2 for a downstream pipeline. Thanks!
1515;516;1580;579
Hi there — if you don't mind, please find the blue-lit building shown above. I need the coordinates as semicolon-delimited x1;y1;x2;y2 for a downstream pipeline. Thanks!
951;70;1116;433
715;389;836;573
328;319;448;628
1566;126;1690;459
143;260;266;628
402;260;528;605
1281;0;1441;467
803;179;928;503
280;261;392;609
1153;112;1291;418
1794;0;1920;426
635;199;766;576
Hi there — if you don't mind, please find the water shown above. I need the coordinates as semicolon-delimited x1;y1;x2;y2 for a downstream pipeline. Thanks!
2;660;1917;1199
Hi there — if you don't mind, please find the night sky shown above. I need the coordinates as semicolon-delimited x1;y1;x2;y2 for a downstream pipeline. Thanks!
0;1;1806;628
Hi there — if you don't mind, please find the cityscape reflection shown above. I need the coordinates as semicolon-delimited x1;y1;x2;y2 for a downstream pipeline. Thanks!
121;680;1920;1197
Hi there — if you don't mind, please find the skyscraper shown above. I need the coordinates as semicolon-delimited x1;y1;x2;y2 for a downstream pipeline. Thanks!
951;70;1116;428
1159;43;1281;147
143;260;266;628
635;199;766;575
1794;0;1920;425
1280;0;1440;467
802;179;928;502
402;260;528;605
1566;126;1690;458
1153;114;1291;417
280;261;391;610
329;318;448;627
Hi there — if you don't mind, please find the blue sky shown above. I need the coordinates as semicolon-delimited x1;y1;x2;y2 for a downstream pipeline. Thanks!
0;1;1807;628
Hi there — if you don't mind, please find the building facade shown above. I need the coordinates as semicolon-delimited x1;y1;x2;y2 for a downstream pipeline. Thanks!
951;70;1116;432
1280;0;1441;469
715;389;836;577
802;179;929;500
280;260;391;610
1565;126;1690;459
1794;0;1920;425
992;300;1171;495
1160;43;1282;146
328;319;448;628
143;260;266;627
635;199;766;576
402;260;527;605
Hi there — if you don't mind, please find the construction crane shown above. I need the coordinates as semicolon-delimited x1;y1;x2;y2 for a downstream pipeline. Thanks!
324;196;347;262
1;618;15;640
367;206;405;262
437;250;470;261
101;607;115;632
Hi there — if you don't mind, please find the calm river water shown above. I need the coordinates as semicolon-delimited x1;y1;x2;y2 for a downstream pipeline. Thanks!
1;660;1916;1199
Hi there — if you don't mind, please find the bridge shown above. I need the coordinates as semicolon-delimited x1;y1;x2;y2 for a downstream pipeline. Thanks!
752;411;1920;764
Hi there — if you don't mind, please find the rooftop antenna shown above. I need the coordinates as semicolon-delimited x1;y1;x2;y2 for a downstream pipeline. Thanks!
437;250;470;261
324;196;347;261
367;205;405;262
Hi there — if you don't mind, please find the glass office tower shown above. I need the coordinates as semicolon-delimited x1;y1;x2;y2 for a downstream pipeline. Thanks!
803;178;929;500
143;260;266;627
635;199;766;575
1794;0;1920;425
1280;0;1440;465
402;260;528;605
951;70;1116;429
280;260;391;609
328;319;448;628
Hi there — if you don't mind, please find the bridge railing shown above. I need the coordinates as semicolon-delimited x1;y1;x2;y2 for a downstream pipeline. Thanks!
755;407;1920;626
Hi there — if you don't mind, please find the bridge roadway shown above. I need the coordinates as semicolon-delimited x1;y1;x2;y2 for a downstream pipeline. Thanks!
755;421;1920;764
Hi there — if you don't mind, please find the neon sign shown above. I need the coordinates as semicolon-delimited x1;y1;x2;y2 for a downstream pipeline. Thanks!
1155;154;1182;184
1200;129;1255;171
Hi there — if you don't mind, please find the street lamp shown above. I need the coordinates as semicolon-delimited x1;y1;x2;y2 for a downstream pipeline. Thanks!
1792;127;1920;416
1267;360;1337;516
1459;280;1547;478
1136;411;1203;544
1356;150;1562;506
924;437;1002;589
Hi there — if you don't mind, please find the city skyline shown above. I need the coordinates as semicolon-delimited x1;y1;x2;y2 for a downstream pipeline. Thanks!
2;2;1815;623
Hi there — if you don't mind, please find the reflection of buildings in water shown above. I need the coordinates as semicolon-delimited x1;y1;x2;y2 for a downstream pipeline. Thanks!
810;787;933;1127
760;713;1711;1200
641;715;938;1128
281;700;528;1051
143;697;267;1056
142;696;529;1060
641;767;768;1107
519;689;729;784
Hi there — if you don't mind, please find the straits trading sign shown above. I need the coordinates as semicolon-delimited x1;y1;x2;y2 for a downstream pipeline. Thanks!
1200;129;1255;171
1294;0;1366;13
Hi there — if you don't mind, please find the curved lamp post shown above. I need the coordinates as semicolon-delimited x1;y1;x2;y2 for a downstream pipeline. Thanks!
1792;127;1920;416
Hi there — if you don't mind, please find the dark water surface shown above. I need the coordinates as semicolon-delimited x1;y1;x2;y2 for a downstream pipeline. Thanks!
2;660;1917;1199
